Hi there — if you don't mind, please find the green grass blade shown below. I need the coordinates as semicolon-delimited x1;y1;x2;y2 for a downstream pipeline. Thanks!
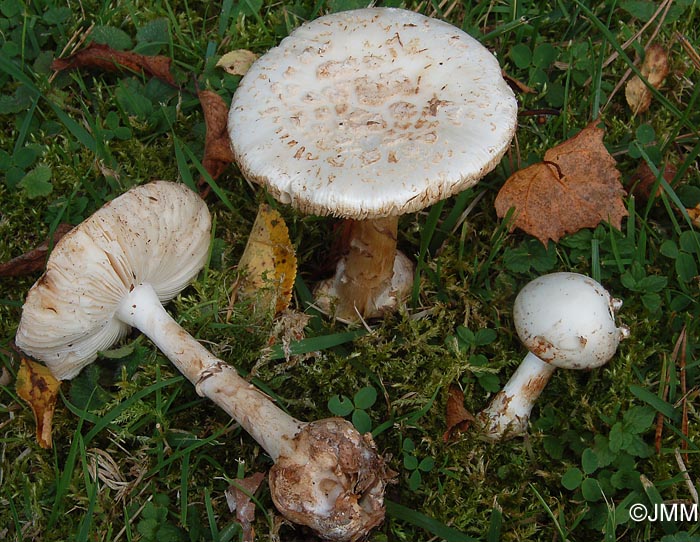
75;435;97;542
629;384;679;423
267;328;368;359
640;475;677;534
529;483;569;542
486;501;503;542
204;487;220;540
412;200;445;305
385;500;477;542
48;414;88;528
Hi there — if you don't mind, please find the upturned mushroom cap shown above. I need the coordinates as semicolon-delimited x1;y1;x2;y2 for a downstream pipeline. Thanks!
15;181;211;380
228;7;517;219
513;272;628;370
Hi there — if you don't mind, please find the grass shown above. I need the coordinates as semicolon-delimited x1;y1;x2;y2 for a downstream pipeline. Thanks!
1;0;699;541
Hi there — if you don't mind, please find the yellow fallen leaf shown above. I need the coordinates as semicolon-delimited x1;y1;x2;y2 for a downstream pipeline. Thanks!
238;204;297;314
216;50;258;76
16;357;61;449
688;204;700;228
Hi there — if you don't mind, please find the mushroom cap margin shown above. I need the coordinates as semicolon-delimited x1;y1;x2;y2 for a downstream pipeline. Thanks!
15;181;211;380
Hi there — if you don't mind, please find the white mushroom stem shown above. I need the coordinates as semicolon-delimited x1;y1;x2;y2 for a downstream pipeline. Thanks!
478;351;556;439
315;216;414;321
116;282;301;459
116;282;388;541
476;272;629;441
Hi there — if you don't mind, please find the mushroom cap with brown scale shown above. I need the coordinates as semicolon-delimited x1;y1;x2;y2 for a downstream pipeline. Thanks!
228;7;518;220
15;181;211;380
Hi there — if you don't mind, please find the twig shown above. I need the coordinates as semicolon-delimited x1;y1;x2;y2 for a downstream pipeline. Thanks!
674;448;698;505
677;32;700;70
49;22;94;83
655;327;686;454
601;0;673;111
679;329;689;463
591;0;672;85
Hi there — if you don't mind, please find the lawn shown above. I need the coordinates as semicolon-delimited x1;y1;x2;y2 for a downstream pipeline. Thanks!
1;0;699;541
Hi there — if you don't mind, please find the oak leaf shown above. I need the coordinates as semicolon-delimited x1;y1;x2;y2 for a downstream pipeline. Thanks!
16;358;61;449
443;384;475;443
198;90;235;195
495;122;627;244
237;204;297;315
51;42;177;87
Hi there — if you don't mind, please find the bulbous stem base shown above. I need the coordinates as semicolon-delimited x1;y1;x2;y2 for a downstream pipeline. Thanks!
269;418;392;542
315;216;413;321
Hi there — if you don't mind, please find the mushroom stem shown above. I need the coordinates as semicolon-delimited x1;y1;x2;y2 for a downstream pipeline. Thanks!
115;282;302;459
316;216;414;320
476;272;629;441
116;282;389;541
477;351;556;439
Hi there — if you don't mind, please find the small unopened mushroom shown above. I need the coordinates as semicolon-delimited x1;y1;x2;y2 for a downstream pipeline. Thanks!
478;272;629;440
229;7;517;320
15;181;390;541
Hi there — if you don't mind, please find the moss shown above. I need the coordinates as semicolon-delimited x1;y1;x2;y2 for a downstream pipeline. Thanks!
1;0;699;540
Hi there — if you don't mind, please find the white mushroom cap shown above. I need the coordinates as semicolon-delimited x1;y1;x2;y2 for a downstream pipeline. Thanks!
15;181;211;380
228;7;518;219
513;272;628;370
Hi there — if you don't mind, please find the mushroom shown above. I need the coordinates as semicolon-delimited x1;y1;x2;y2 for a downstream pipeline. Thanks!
478;272;629;440
15;181;390;542
228;7;518;320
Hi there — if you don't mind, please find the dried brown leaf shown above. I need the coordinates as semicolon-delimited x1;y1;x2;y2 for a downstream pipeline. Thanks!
625;44;669;114
198;90;235;193
0;224;73;277
495;122;628;244
443;384;475;443
626;161;677;202
225;472;266;542
16;358;61;449
51;42;177;86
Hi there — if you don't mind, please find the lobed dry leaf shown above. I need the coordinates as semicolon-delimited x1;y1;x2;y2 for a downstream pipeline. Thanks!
225;472;266;542
0;224;73;277
443;384;475;443
237;204;297;315
16;358;61;449
495;122;628;245
51;42;177;86
625;44;669;114
197;89;235;195
216;49;259;76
